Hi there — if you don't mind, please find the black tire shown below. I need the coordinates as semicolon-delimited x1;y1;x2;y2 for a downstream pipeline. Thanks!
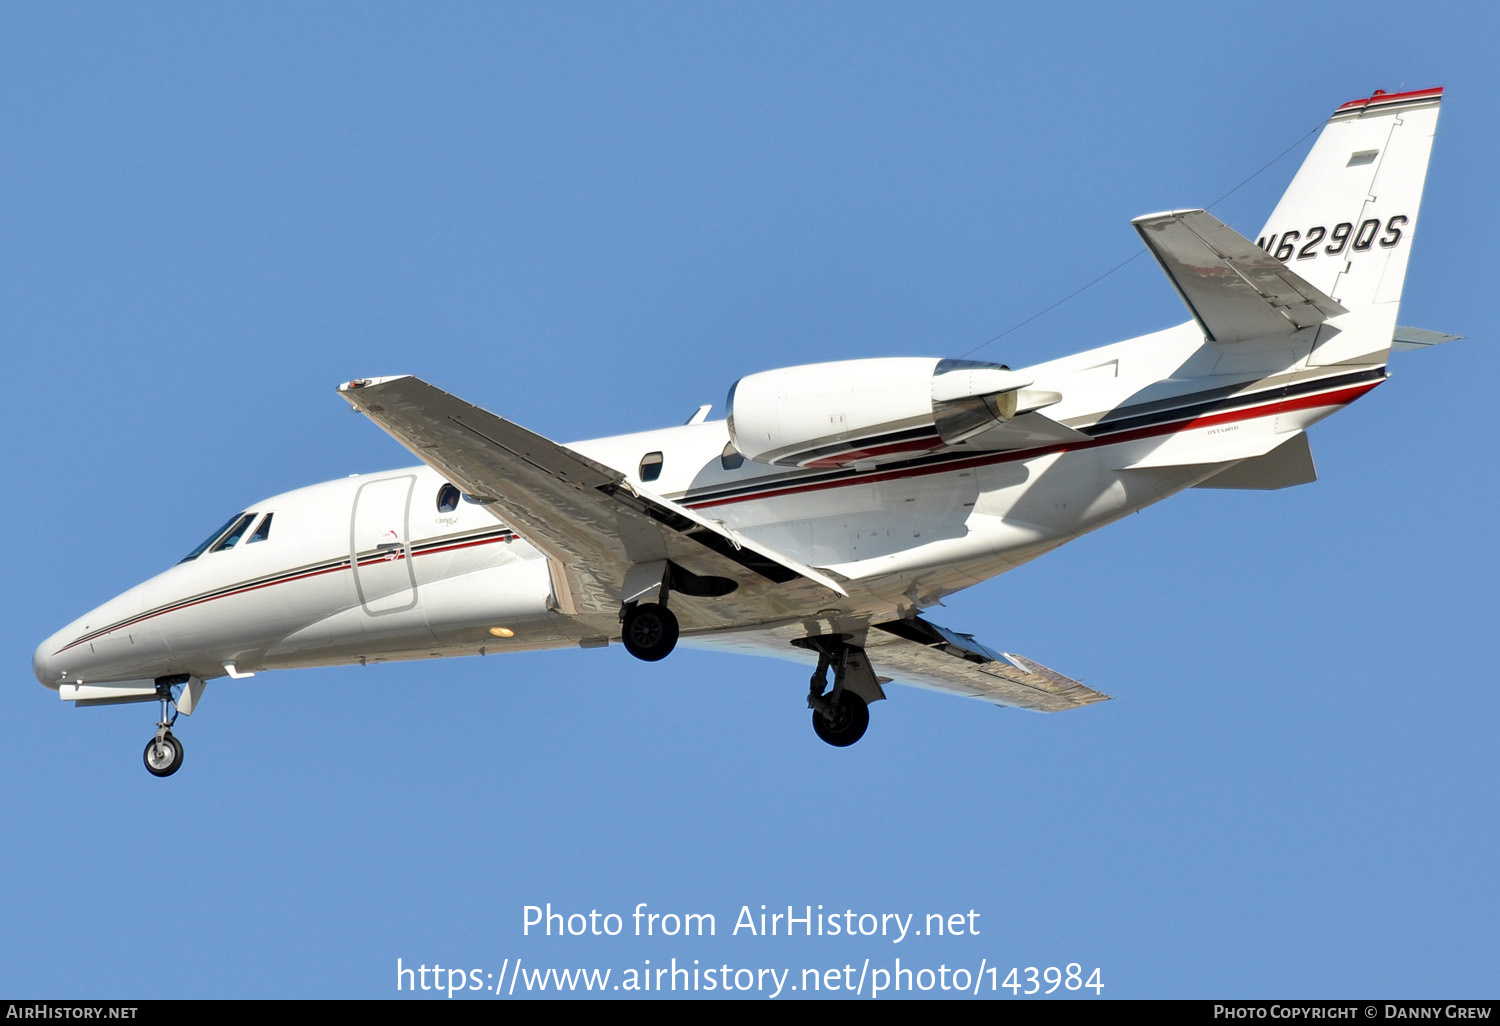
812;691;869;747
143;732;184;777
621;603;679;662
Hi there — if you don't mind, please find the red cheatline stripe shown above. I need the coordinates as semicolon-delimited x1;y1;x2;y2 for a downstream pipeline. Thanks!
803;433;945;468
53;561;352;655
412;534;514;558
686;379;1380;511
52;532;515;655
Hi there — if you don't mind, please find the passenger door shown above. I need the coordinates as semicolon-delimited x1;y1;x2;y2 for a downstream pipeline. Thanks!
350;475;418;614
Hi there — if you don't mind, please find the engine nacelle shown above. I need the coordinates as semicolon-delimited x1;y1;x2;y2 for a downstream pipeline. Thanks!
726;357;1052;468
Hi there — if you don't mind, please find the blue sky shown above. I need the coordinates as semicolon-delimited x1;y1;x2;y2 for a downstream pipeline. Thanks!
3;2;1496;999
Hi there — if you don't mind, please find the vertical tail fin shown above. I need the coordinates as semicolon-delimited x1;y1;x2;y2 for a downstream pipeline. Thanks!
1257;88;1442;365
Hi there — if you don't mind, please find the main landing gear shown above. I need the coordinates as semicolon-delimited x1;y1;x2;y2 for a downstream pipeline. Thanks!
812;688;868;748
796;637;882;748
618;561;738;663
613;560;882;747
142;675;189;778
621;602;680;661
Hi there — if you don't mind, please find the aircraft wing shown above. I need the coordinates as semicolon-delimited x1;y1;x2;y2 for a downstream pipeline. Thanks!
1133;209;1347;343
706;615;1110;713
867;617;1110;711
339;376;846;621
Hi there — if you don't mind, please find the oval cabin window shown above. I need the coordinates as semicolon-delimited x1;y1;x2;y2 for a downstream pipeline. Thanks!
639;452;664;482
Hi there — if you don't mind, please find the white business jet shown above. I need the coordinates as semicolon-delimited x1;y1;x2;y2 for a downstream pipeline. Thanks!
34;88;1455;776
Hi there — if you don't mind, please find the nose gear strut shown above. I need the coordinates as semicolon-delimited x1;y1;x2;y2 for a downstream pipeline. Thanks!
142;675;189;777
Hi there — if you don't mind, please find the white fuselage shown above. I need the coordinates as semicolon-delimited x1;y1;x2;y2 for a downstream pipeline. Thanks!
32;320;1377;695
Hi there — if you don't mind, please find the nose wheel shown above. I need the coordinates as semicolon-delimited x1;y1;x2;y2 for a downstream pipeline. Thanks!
144;732;184;777
141;676;188;778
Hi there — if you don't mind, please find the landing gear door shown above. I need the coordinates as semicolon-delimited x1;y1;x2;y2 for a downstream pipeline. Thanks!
351;475;418;614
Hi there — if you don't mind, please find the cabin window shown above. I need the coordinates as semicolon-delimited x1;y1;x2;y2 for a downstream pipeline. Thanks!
437;483;461;513
248;513;274;543
639;452;664;482
210;513;258;552
720;442;744;471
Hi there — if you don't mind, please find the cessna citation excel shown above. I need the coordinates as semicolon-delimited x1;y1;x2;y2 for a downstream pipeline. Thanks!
35;88;1455;776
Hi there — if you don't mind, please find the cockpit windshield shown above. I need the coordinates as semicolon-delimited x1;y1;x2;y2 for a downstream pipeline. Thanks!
178;512;251;564
210;513;258;552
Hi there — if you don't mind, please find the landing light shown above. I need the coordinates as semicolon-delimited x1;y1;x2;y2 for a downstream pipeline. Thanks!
488;627;515;639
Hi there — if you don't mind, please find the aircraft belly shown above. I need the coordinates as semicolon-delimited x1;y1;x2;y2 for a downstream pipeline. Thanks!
712;448;1134;583
163;581;356;676
724;463;984;567
259;554;565;669
833;446;1205;589
259;612;591;670
824;511;1046;582
419;559;554;634
263;602;437;666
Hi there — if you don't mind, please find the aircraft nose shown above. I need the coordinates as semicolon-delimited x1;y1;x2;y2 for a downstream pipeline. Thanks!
33;631;67;690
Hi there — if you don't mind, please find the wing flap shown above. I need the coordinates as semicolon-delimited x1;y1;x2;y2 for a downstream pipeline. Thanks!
1134;209;1347;343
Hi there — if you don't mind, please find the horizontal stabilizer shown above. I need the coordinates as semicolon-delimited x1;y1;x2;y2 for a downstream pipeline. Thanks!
1393;326;1463;351
1134;209;1347;343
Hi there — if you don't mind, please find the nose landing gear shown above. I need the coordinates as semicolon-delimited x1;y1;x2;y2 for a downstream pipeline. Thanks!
142;675;189;778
